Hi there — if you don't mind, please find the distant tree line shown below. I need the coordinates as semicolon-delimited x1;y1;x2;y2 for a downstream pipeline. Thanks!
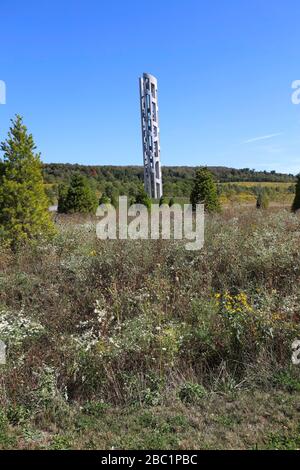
43;163;296;203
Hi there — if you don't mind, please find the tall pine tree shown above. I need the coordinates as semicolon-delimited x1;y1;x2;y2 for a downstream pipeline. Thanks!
0;115;55;247
292;174;300;212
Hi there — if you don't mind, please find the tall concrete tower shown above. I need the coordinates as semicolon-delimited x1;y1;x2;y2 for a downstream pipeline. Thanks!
139;73;163;199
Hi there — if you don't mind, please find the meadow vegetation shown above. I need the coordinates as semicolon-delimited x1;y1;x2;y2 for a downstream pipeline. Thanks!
0;118;300;450
1;208;300;449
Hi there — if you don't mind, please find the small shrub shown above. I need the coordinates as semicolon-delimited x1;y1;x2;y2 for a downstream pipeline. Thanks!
7;405;31;426
178;382;207;404
82;401;110;416
273;370;300;392
50;434;72;450
159;196;168;205
256;191;269;209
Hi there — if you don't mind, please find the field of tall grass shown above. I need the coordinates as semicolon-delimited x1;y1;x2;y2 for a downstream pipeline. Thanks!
163;182;295;207
219;182;295;205
0;207;300;449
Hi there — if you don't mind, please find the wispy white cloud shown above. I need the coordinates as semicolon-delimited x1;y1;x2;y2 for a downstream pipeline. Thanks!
242;133;283;144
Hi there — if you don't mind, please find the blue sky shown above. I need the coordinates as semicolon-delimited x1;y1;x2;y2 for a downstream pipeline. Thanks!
0;0;300;173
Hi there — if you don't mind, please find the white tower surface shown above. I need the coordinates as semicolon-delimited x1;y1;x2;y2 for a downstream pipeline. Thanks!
139;73;163;199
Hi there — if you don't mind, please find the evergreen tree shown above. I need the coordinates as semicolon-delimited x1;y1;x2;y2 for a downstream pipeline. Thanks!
135;188;151;209
190;167;221;212
57;184;68;213
159;195;168;205
104;182;118;207
99;187;118;207
292;175;300;213
44;184;58;205
0;115;55;247
99;193;111;205
104;182;115;200
110;194;118;208
256;191;269;210
58;174;98;214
